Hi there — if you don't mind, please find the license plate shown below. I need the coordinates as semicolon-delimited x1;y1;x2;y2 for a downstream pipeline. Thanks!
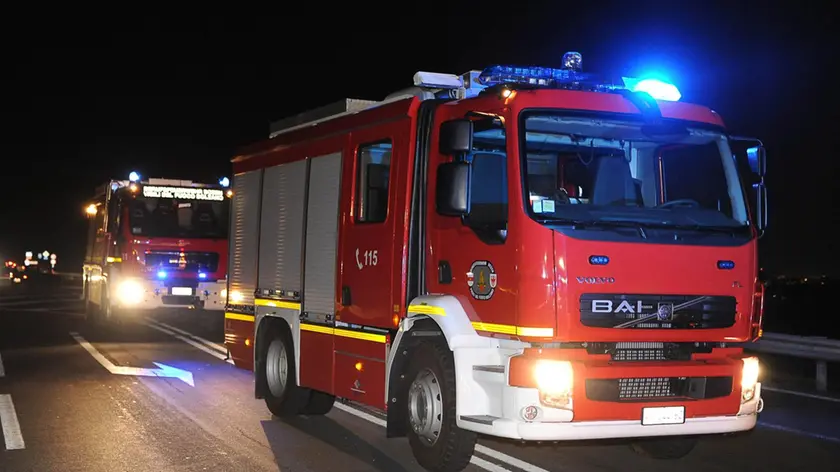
171;287;192;296
641;406;685;426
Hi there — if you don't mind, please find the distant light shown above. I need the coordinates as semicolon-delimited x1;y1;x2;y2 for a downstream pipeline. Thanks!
129;171;140;182
198;272;207;279
157;270;167;279
219;177;230;188
623;77;681;101
226;190;233;198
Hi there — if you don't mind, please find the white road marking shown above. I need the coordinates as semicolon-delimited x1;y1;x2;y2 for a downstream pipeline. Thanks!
143;321;234;365
145;317;227;354
0;394;25;450
758;421;840;444
763;386;840;403
69;332;195;386
0;352;4;377
474;444;552;472
333;402;549;472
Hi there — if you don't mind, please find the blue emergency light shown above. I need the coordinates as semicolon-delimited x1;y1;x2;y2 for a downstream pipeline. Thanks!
474;52;682;102
129;171;140;182
219;177;230;188
157;270;167;279
198;272;207;279
622;77;681;101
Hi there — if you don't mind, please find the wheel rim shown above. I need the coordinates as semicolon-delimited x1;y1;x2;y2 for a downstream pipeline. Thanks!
266;338;289;397
408;367;443;446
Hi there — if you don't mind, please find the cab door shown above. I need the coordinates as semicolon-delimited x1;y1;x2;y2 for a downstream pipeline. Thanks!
334;121;410;407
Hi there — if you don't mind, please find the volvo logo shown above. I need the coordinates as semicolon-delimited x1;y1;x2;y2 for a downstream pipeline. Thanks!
576;276;615;284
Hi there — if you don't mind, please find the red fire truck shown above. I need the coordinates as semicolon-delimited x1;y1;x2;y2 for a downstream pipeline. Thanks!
83;172;232;322
224;53;767;471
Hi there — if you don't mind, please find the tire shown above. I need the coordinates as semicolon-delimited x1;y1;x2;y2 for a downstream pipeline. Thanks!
405;340;477;472
263;328;309;417
301;390;336;415
630;436;698;459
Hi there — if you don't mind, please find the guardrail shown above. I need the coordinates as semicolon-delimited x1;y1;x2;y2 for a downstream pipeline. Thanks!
747;332;840;392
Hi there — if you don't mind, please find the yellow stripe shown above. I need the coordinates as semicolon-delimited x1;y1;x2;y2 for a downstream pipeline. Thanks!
335;328;387;344
408;304;446;316
255;298;301;309
471;321;553;337
225;312;255;322
301;323;334;335
299;324;387;343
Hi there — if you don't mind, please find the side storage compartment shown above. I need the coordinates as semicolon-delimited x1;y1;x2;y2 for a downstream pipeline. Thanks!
299;152;343;394
225;169;263;367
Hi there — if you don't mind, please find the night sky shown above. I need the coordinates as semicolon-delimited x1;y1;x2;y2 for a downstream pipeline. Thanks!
2;5;836;276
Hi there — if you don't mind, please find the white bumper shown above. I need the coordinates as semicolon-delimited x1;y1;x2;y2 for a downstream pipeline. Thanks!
458;382;762;441
113;278;227;312
452;346;763;442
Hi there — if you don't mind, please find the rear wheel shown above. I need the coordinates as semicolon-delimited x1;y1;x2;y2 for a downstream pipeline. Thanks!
630;436;698;459
405;340;477;472
302;390;335;415
264;327;309;417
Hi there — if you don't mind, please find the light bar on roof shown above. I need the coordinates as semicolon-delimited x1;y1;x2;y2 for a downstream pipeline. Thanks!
142;185;225;201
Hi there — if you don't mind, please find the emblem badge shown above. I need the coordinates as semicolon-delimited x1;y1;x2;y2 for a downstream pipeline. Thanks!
468;261;496;301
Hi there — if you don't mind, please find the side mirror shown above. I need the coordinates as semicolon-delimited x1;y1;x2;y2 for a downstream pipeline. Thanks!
747;145;766;177
439;119;473;155
755;182;768;233
436;161;470;216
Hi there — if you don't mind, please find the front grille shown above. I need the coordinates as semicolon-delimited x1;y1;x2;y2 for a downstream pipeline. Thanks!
579;293;737;329
586;376;733;402
145;251;220;273
614;342;667;361
586;342;715;362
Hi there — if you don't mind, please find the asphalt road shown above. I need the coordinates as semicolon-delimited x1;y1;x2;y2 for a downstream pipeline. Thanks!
1;280;839;472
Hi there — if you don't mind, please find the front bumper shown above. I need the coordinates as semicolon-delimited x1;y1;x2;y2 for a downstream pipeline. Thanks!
113;278;227;311
459;382;761;441
454;348;762;441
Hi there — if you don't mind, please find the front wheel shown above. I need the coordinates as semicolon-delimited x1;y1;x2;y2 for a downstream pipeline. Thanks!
630;436;698;459
405;340;477;472
263;328;309;417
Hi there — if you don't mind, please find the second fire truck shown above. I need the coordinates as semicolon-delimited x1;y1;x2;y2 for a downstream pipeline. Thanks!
83;172;232;321
224;53;767;471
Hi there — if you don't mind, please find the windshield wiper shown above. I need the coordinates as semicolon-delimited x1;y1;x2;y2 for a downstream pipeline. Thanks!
537;218;747;237
536;218;651;238
648;223;748;235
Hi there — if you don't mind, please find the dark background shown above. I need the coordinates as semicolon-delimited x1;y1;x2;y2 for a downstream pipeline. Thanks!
1;5;836;276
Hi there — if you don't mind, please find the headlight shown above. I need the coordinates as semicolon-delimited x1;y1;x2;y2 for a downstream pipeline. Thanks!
534;360;574;408
117;280;144;305
220;288;227;299
741;356;760;402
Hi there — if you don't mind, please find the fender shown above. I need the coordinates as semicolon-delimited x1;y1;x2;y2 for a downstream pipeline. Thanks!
384;294;522;437
253;301;301;398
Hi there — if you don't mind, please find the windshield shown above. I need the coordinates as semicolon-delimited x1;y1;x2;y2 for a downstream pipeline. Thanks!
126;187;229;239
515;113;750;230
